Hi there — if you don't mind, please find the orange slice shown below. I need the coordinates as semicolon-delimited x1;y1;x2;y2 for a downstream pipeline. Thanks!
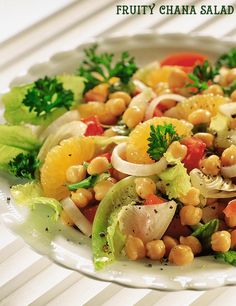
40;136;95;200
126;117;192;164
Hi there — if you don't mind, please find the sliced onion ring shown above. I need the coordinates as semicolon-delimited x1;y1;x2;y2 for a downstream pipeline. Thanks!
145;94;186;120
221;164;236;178
61;197;92;236
220;103;236;118
111;143;167;176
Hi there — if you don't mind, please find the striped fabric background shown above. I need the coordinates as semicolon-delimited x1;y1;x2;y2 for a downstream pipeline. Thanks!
0;0;236;305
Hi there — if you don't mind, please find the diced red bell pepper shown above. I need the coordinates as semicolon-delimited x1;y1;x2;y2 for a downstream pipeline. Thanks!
82;116;104;136
181;137;206;172
153;107;164;117
99;152;112;162
144;194;166;205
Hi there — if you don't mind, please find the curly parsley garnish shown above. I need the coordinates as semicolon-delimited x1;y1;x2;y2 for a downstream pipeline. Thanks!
77;45;138;93
22;76;74;117
8;152;40;179
186;60;219;93
147;124;180;161
216;48;236;69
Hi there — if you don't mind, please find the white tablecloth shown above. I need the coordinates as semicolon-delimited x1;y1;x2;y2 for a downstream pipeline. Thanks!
1;1;236;305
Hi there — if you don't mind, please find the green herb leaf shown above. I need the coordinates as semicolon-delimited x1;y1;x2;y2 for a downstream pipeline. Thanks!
67;173;110;191
185;60;219;93
77;45;138;93
22;76;74;117
147;123;180;161
223;80;236;96
8;152;40;180
216;48;236;69
192;219;219;252
215;250;236;266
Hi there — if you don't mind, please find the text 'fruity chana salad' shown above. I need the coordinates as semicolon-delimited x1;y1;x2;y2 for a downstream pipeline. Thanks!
2;45;236;269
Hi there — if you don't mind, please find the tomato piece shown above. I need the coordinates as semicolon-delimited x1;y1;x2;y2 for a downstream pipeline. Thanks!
223;199;236;217
82;116;104;136
181;137;206;172
153;106;164;117
82;205;98;223
99;152;112;162
160;52;207;68
144;194;166;205
165;216;192;239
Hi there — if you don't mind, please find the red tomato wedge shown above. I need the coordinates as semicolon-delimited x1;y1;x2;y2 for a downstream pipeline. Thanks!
82;116;104;136
144;194;166;205
160;52;207;73
82;205;98;223
181;137;206;172
223;200;236;217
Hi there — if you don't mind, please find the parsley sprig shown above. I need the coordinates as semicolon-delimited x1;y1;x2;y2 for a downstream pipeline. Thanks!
77;45;138;93
8;152;40;179
186;60;219;93
147;124;180;161
216;48;236;69
22;76;74;117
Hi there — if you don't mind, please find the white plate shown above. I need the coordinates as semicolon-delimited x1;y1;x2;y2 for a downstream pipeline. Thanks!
1;32;236;291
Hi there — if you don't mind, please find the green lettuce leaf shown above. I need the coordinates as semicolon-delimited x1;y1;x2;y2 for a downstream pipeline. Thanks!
0;145;27;169
0;125;41;151
159;156;191;199
11;182;62;221
3;75;84;125
215;250;236;266
192;219;219;252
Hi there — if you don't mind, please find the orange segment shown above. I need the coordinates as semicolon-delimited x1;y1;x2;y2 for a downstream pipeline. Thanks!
166;94;229;120
135;64;179;88
126;117;192;164
40;137;95;200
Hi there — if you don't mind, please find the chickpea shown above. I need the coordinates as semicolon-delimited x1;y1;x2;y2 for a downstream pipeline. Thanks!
103;128;118;137
203;84;224;96
71;188;93;208
179;236;202;255
231;229;236;249
211;230;231;252
146;240;165;260
84;83;109;103
109;91;131;105
180;205;202;226
167;141;187;161
125;235;146;260
105;98;126;117
200;155;221;176
179;187;200;206
221;145;236;166
231;89;236;102
168;69;188;89
187;109;211;125
94;179;114;201
61;210;74;226
194;133;214;148
122;106;145;128
225;68;236;85
162;235;178;257
66;165;86;183
225;215;236;228
87;156;110;175
168;245;194;266
135;177;156;200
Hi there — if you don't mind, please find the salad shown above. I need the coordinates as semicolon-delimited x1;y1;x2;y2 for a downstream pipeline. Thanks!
1;45;236;270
